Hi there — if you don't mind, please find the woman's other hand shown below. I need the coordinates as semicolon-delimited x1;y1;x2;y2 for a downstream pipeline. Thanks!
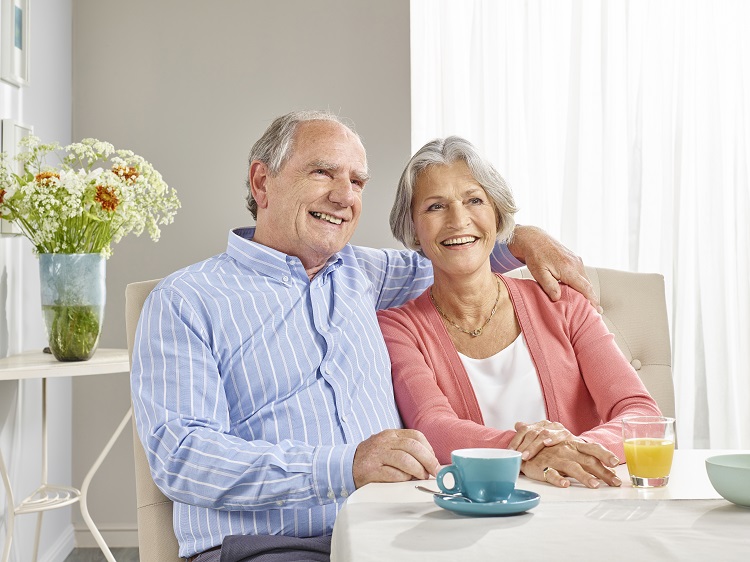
521;440;622;488
509;420;573;460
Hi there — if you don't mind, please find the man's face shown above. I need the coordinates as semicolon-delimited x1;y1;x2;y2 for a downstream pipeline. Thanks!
251;120;369;274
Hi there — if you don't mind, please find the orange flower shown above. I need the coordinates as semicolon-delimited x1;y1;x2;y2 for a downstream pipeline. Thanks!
35;171;60;186
112;165;139;182
95;185;119;212
0;188;5;204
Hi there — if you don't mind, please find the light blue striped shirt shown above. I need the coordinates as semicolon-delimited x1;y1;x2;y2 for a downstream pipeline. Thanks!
130;227;521;557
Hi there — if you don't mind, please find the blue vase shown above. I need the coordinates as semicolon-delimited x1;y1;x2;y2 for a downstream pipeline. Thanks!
38;253;106;361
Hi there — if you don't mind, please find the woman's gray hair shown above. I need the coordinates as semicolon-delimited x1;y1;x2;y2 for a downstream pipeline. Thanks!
390;136;518;251
245;110;357;219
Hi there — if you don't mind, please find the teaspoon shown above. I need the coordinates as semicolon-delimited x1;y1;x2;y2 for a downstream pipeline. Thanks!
414;485;473;502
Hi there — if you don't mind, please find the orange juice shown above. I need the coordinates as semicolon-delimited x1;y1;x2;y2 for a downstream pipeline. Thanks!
623;438;675;477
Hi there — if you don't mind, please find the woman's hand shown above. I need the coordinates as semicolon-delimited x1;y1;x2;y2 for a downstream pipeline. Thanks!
509;420;573;460
521;440;622;488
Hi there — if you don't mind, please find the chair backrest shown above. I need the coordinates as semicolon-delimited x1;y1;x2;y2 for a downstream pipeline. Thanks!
125;279;181;562
505;266;674;418
124;267;673;560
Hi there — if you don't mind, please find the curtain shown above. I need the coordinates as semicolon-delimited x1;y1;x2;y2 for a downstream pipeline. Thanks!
411;0;750;448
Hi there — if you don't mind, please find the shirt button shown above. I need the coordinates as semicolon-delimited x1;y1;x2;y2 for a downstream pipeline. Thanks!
327;489;335;499
276;500;285;506
341;489;349;498
282;275;289;282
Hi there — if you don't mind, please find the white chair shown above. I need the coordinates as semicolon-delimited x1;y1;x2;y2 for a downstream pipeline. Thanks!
125;266;674;561
505;266;674;418
125;279;180;562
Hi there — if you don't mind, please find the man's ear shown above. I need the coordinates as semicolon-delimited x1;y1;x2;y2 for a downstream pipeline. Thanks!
249;161;271;210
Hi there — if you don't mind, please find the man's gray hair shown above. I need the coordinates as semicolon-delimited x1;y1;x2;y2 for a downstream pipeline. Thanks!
245;110;358;219
390;136;518;251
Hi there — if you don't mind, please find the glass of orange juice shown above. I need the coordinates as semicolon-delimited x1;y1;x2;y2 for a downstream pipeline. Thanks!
622;416;676;487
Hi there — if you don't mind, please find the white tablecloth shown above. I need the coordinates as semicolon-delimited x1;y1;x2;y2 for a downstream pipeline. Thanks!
331;450;750;561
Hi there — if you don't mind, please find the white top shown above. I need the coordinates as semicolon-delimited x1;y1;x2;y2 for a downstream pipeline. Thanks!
458;334;546;429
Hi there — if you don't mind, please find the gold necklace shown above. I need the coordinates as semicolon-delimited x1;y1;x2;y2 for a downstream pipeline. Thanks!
430;277;502;337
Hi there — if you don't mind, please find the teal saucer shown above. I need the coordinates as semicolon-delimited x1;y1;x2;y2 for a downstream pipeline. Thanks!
434;488;540;516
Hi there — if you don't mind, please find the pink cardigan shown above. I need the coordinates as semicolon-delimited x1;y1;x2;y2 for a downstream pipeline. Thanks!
377;274;661;464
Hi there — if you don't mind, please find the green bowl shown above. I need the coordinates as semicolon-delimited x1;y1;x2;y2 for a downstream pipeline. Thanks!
705;454;750;508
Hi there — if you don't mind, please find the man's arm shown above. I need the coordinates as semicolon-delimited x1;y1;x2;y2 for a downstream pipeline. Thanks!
130;286;356;510
352;429;439;488
356;225;599;311
507;225;601;311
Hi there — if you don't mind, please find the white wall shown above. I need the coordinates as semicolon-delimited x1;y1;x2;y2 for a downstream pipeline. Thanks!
0;1;74;560
72;0;411;547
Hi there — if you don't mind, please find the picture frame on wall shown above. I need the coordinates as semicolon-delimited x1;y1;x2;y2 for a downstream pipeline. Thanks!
0;119;33;235
1;0;30;87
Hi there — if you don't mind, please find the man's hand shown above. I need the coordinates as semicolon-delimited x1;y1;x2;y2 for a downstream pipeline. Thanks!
352;429;440;488
508;225;601;312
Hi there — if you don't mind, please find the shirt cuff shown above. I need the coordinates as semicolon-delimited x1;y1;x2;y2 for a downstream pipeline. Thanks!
312;444;357;504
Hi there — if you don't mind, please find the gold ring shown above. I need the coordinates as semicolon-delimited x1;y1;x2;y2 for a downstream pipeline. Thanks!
543;466;552;482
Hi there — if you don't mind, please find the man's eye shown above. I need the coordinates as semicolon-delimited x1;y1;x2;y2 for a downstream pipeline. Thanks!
351;179;364;188
313;169;330;177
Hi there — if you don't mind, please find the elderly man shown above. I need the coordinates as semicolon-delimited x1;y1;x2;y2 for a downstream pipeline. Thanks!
131;110;597;562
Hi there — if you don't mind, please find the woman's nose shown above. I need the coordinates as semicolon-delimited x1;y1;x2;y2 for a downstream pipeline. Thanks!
447;204;469;228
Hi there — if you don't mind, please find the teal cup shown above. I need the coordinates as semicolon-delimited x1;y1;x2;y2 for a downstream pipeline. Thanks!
437;448;522;502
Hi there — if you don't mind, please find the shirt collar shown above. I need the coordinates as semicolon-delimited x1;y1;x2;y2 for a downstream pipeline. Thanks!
226;227;343;281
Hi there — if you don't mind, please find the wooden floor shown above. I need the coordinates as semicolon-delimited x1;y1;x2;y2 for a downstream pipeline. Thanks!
63;548;139;562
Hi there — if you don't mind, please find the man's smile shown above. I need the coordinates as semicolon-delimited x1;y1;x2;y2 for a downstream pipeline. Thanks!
310;211;344;225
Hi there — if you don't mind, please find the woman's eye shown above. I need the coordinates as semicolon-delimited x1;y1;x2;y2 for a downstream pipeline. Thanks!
469;197;484;205
427;203;444;211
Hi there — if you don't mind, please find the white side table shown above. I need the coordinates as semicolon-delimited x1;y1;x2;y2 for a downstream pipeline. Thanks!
0;348;130;562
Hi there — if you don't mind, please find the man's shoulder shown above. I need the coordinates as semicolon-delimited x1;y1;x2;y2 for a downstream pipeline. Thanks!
336;245;388;278
347;244;427;272
154;253;233;294
345;243;387;262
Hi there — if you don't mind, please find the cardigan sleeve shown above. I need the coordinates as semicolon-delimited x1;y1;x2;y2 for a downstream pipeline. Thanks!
563;286;662;459
377;303;516;465
378;282;663;466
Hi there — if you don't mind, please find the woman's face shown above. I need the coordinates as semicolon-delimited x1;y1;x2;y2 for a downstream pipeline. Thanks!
411;160;498;278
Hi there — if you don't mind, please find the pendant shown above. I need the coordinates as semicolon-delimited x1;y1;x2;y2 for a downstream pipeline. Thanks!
470;328;482;337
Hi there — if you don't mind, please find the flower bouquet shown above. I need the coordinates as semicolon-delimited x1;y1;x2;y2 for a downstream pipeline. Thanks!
0;136;180;360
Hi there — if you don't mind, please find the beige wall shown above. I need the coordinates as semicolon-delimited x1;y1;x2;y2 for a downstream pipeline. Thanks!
72;0;411;546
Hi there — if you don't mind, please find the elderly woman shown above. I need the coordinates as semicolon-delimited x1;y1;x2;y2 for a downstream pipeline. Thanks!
377;136;662;488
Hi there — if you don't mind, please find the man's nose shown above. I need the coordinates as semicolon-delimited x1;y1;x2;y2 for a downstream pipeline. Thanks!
329;178;356;207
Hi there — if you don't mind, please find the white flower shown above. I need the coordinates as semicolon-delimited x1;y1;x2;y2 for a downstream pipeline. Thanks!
0;136;180;255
